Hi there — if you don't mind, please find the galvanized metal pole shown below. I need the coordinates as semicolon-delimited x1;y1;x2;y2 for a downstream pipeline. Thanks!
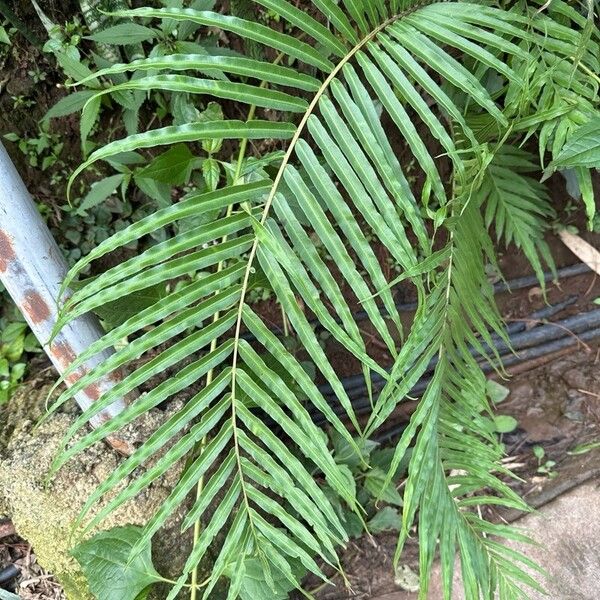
0;142;131;452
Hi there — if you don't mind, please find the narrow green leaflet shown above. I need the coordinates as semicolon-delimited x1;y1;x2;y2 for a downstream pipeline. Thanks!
90;75;309;113
549;117;600;169
68;121;295;196
111;7;333;70
59;181;268;293
74;54;321;92
85;23;158;44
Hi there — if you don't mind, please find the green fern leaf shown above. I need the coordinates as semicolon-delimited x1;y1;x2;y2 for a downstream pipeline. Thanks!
52;2;600;598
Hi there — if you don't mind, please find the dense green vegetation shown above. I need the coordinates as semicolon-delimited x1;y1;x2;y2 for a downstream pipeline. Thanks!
2;0;600;598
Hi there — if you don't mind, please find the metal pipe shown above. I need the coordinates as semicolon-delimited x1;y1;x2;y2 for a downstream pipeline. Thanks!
312;305;600;424
373;325;600;444
492;262;590;294
0;563;20;586
240;263;590;344
0;143;131;452
317;297;579;399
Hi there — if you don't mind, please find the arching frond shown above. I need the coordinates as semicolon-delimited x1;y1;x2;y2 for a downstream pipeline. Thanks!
480;145;555;285
51;1;599;598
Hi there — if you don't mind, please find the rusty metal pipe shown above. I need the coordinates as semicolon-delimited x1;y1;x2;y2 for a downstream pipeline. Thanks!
0;142;127;431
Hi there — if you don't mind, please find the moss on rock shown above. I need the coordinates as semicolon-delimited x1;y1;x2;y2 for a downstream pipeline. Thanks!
0;379;194;599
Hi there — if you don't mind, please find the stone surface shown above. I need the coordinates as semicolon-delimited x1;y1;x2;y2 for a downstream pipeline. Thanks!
374;481;600;600
0;380;193;600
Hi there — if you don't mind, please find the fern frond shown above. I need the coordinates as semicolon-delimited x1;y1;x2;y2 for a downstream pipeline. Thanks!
480;145;555;285
52;1;599;597
380;197;532;600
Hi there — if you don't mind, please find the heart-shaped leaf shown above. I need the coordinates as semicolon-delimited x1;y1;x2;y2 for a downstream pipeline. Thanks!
72;526;161;600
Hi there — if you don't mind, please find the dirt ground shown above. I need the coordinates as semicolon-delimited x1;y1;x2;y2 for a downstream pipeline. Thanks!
0;531;66;600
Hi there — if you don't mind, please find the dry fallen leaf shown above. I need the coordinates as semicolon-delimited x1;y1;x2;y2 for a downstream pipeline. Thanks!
558;230;600;275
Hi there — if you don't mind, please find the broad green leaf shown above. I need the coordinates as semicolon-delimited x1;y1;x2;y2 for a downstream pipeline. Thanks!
364;467;403;506
43;91;98;122
55;51;99;84
493;415;518;434
134;175;172;207
85;23;158;44
368;506;402;533
533;445;545;460
72;526;161;600
486;380;510;404
77;174;124;214
202;157;220;190
136;144;194;185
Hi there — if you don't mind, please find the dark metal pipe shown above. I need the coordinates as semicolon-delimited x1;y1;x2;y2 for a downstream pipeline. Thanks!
345;263;590;326
0;564;20;586
372;325;600;444
492;262;590;294
317;297;579;399
483;307;600;356
499;325;600;368
312;306;600;425
240;263;591;343
503;296;578;336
